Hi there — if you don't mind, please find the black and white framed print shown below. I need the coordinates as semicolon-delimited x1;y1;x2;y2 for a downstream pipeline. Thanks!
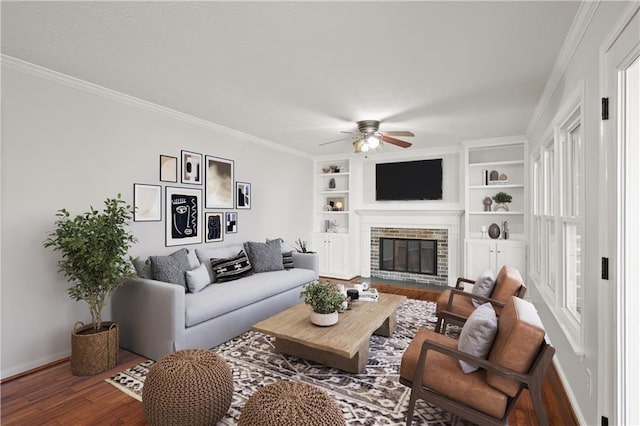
181;150;203;185
204;212;224;243
236;182;251;209
160;155;178;183
133;184;162;222
205;156;234;208
165;186;202;246
225;211;238;234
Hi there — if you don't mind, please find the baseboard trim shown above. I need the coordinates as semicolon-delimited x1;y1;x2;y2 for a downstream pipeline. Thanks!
1;356;70;384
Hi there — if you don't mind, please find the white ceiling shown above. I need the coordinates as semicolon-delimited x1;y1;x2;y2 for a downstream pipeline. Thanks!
1;1;580;156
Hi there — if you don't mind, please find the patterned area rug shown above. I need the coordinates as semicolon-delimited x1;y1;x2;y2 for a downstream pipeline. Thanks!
106;299;463;425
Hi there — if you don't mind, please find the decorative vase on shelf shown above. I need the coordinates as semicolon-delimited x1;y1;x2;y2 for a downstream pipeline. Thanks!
493;203;509;212
488;223;501;239
328;178;336;189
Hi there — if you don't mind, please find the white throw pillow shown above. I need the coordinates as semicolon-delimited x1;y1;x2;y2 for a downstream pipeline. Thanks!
185;263;211;293
458;302;498;374
471;270;496;308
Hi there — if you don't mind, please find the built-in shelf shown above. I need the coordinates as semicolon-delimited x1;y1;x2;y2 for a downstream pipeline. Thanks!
469;184;524;190
318;172;349;177
468;211;524;215
319;211;349;215
469;160;525;167
318;190;350;194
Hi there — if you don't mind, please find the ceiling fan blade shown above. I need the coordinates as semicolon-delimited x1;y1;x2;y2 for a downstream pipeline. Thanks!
382;131;415;137
381;135;413;148
319;136;353;146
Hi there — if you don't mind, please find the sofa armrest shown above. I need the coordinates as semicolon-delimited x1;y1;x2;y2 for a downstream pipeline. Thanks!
292;252;319;279
111;277;185;361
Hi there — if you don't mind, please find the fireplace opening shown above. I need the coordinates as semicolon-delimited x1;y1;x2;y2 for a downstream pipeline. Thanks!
379;237;437;275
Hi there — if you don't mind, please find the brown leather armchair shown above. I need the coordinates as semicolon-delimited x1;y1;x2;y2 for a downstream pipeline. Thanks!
435;266;526;333
400;296;554;426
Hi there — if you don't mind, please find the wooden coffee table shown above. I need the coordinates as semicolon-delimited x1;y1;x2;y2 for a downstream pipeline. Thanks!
251;293;406;373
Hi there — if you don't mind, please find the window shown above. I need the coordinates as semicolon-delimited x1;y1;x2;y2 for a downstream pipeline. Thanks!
529;82;585;354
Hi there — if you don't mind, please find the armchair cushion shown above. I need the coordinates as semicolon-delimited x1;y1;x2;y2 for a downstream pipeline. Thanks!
490;266;524;310
487;297;546;396
471;270;496;307
400;328;508;419
435;290;475;316
458;303;498;373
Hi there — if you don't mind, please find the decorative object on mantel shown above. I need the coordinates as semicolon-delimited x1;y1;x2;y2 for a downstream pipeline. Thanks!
43;194;137;376
492;191;512;211
488;223;501;239
483;196;493;212
300;281;347;327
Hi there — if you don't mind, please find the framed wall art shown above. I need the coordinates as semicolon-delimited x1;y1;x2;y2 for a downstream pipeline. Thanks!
165;186;202;246
181;150;203;185
225;211;238;234
204;212;224;243
133;184;162;222
160;155;178;183
236;181;251;209
205;156;234;208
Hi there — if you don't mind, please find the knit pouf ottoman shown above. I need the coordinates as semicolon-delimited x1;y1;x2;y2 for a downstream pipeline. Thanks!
142;349;233;426
239;381;345;426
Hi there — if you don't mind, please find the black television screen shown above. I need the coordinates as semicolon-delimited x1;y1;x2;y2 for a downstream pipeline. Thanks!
376;159;443;201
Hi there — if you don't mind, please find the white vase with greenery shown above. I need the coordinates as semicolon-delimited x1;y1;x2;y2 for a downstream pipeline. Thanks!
300;281;347;327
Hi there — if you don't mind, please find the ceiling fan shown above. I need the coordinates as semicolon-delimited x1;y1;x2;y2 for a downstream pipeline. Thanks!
320;120;414;153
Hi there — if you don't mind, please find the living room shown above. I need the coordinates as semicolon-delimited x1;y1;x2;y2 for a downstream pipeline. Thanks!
2;1;639;425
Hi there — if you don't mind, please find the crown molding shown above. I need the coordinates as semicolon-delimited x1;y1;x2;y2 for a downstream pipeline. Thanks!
1;54;312;159
525;0;600;139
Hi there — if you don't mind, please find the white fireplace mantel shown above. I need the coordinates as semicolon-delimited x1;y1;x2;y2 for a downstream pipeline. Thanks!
355;208;464;286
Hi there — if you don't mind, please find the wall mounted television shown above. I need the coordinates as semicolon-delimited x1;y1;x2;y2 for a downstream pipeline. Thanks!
375;159;443;201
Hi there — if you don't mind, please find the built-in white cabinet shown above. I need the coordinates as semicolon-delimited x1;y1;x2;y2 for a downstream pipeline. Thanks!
462;137;528;278
313;233;351;279
466;239;527;280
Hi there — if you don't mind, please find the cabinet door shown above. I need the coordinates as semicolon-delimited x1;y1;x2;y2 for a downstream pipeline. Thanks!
327;235;347;276
495;242;526;277
313;234;330;275
466;240;496;279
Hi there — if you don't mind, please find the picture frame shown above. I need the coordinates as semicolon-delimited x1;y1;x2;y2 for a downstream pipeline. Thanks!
236;182;251;209
133;184;162;222
225;211;238;234
165;186;202;246
204;212;224;243
181;150;203;185
159;155;178;183
205;156;234;209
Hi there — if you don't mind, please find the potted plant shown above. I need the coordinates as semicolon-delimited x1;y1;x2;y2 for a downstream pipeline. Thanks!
300;281;347;326
293;238;315;254
43;194;137;376
492;191;513;211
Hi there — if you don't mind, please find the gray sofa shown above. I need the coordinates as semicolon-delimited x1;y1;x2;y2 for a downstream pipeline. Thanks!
112;243;318;361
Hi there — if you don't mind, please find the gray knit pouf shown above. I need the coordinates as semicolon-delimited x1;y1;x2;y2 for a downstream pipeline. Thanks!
142;349;233;426
239;380;345;426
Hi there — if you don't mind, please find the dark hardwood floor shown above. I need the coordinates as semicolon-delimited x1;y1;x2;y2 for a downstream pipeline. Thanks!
1;281;578;425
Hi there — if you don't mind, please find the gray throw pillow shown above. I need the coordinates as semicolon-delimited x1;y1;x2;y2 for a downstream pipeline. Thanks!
471;270;497;308
132;257;151;279
243;240;284;273
458;302;498;374
185;263;211;293
149;248;191;289
266;238;294;254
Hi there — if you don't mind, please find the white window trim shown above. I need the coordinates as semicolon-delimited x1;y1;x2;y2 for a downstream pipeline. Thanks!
530;80;586;356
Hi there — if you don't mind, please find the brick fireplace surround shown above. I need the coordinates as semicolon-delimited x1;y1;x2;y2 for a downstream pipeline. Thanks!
371;227;448;286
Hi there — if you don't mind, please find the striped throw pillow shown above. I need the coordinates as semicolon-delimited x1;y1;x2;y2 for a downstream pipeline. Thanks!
282;251;294;269
211;250;253;283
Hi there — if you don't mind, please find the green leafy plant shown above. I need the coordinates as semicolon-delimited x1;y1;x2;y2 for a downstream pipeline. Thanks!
492;192;513;204
43;194;137;331
300;281;347;314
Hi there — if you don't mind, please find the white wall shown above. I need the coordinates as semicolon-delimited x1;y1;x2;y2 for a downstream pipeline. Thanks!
0;62;313;378
525;2;628;423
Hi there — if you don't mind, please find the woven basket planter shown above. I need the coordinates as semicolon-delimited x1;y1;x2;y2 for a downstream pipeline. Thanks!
71;321;119;376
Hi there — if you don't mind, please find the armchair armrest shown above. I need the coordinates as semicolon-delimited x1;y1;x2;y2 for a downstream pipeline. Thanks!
111;277;186;360
446;288;506;311
292;252;319;279
455;277;475;290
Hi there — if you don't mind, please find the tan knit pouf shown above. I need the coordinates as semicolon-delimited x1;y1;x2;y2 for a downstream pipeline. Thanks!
142;349;233;426
239;381;345;426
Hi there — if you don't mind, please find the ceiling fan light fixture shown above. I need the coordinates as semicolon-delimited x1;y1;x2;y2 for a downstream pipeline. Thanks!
366;134;380;149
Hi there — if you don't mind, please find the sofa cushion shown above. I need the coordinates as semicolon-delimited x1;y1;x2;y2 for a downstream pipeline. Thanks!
185;263;211;293
244;240;284;273
471;270;496;308
184;268;316;327
211;250;253;283
458;303;498;373
400;328;508;419
195;245;244;284
487;297;545;397
149;248;191;289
